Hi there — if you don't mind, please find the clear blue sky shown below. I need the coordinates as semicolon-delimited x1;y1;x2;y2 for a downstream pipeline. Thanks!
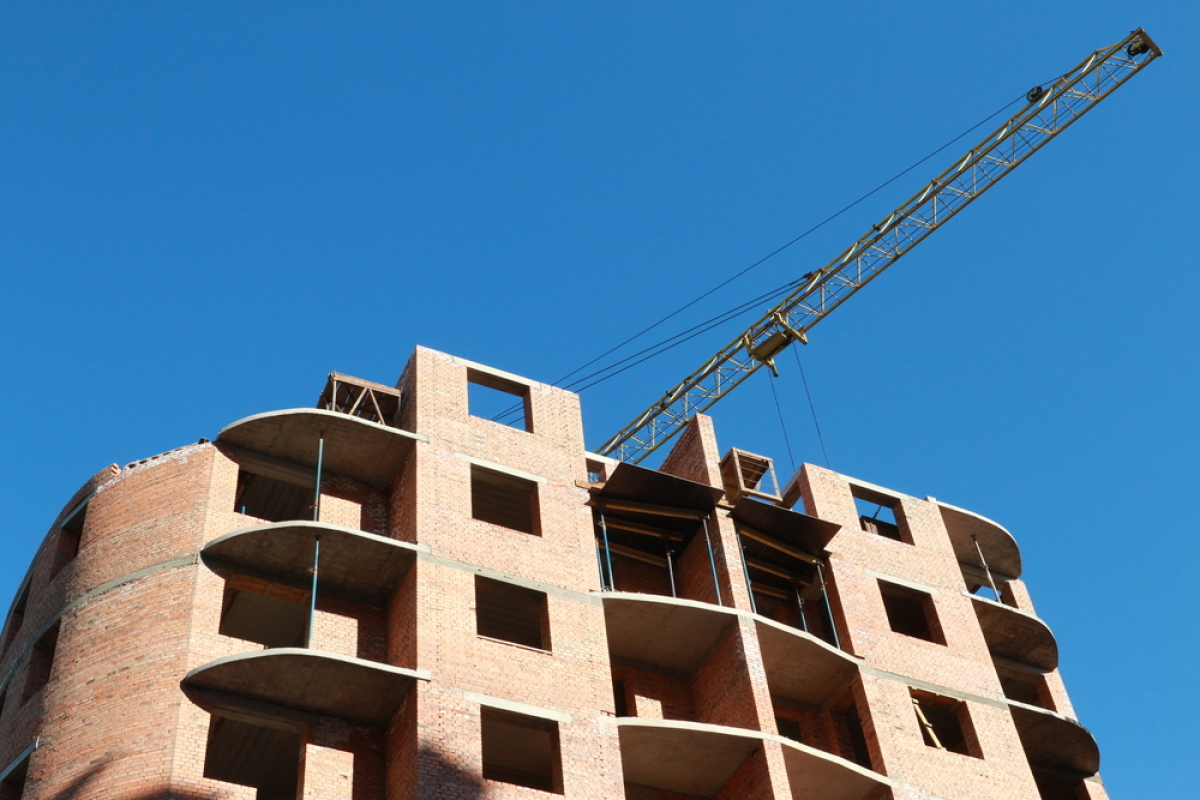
1;3;1195;797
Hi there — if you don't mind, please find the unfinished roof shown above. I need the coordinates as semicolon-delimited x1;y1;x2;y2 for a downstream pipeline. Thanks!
184;649;428;727
202;521;424;605
219;408;426;488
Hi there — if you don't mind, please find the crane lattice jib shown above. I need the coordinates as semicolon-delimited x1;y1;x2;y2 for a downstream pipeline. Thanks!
597;29;1161;463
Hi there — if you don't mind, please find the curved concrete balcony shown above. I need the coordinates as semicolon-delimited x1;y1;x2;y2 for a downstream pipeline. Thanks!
754;616;859;706
939;502;1022;578
202;521;425;605
615;718;893;800
184;649;430;727
779;737;895;800
970;594;1058;671
219;408;427;488
1008;701;1100;776
615;718;764;796
602;593;739;672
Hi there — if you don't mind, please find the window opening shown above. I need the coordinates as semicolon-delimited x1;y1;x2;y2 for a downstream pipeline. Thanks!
475;576;550;651
995;662;1055;710
204;713;303;800
51;500;89;578
879;581;944;644
775;716;802;742
1;583;30;657
235;466;313;523
612;679;629;717
471;465;539;534
851;487;908;543
0;687;7;721
585;458;608;485
911;690;981;758
480;707;561;793
219;576;309;649
833;701;873;769
468;369;532;433
23;623;60;703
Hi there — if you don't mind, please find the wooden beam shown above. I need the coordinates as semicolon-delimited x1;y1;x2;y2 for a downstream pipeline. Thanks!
593;498;706;521
606;542;668;567
736;524;820;564
602;517;686;544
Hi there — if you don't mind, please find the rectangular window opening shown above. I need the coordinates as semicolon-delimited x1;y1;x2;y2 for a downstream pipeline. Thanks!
235;466;314;523
475;576;550;651
1;583;30;658
612;679;629;717
851;487;908;543
219;576;309;649
996;663;1055;711
468;369;532;433
204;713;303;800
774;715;802;743
879;581;944;644
480;707;561;793
471;465;539;535
22;623;60;704
50;501;89;578
911;691;981;758
833;701;873;769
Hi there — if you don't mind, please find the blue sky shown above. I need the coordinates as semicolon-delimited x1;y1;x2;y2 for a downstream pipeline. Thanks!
1;3;1196;796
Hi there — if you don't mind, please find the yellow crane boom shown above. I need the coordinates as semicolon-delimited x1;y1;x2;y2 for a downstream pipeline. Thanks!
597;29;1161;463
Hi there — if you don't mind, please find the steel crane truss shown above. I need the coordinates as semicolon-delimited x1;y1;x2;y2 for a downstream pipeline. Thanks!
598;29;1161;463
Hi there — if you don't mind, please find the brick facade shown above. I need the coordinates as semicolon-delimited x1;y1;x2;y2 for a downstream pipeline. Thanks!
0;346;1108;800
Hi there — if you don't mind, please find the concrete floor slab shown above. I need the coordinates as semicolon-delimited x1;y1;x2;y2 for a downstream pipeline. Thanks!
1009;702;1101;776
616;718;762;797
939;502;1022;578
971;595;1059;671
603;593;738;673
754;618;859;705
219;408;425;488
184;648;428;727
779;738;894;800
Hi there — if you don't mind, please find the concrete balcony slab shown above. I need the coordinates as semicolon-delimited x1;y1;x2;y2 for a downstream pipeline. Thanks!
616;718;762;797
754;617;859;705
202;521;425;604
939;502;1022;577
970;594;1059;671
184;649;429;727
1009;701;1101;776
602;593;738;673
219;408;426;488
779;737;894;800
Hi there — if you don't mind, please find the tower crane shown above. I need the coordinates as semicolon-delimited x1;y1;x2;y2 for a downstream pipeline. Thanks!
597;29;1161;464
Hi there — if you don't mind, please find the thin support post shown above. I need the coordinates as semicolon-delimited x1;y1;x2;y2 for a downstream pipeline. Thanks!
816;562;841;650
595;539;609;591
307;534;321;648
702;516;723;607
972;535;1002;603
663;535;677;598
735;532;757;615
313;436;325;522
794;585;809;633
599;511;615;593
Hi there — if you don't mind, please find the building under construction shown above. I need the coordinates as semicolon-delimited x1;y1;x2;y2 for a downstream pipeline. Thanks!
0;28;1162;800
0;348;1107;800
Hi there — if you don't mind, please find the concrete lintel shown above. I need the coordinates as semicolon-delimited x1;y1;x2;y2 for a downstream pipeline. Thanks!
859;665;1009;710
835;473;913;503
463;691;573;723
454;453;547;484
864;568;941;596
451;354;544;390
417;552;601;605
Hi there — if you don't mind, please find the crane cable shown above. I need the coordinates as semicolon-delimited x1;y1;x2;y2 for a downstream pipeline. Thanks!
492;82;1053;425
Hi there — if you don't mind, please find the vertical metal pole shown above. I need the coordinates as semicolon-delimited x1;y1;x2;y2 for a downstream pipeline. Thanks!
307;534;321;648
595;539;609;591
599;511;615;593
816;562;841;650
313;436;325;522
702;516;723;607
663;535;677;598
794;585;809;633
734;531;757;615
972;535;1002;603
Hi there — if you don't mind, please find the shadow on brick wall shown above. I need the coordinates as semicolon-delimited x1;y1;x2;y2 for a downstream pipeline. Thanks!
29;745;487;800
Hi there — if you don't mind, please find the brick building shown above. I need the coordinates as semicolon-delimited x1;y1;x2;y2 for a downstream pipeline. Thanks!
0;346;1105;800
